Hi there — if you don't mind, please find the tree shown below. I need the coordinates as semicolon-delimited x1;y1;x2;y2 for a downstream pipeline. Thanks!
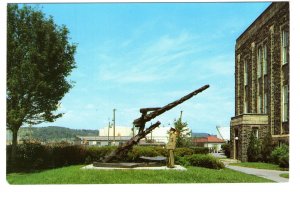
247;132;261;162
7;4;76;159
261;131;274;162
173;113;191;147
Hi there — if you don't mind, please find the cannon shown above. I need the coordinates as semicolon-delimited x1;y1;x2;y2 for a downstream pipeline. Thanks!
97;84;209;163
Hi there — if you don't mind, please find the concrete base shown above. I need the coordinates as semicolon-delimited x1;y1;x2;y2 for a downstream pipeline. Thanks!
81;164;187;171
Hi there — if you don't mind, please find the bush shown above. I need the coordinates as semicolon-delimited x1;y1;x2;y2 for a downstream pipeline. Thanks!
6;142;50;172
175;156;190;166
174;147;194;157
190;147;209;154
271;144;289;168
184;154;224;169
221;143;231;158
84;146;116;162
126;146;162;161
247;132;262;162
6;144;197;172
261;132;274;162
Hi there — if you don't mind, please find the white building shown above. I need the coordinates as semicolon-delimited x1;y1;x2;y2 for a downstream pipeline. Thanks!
75;126;176;146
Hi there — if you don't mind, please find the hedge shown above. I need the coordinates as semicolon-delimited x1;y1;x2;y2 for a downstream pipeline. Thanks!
6;143;200;173
177;154;225;169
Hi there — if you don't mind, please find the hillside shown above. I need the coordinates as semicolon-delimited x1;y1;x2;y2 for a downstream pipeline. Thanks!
7;126;98;143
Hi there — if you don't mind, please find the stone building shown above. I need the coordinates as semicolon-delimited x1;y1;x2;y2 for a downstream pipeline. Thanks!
230;2;289;161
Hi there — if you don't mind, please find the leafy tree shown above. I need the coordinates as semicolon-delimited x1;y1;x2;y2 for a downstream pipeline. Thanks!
7;4;76;159
247;132;261;162
261;131;274;162
173;115;191;148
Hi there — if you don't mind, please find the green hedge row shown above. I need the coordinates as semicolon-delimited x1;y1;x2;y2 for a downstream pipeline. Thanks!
176;154;225;169
7;143;209;173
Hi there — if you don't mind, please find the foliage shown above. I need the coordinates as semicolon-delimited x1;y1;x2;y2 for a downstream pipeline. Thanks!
271;144;289;168
6;143;88;173
7;4;76;147
173;117;192;147
190;147;209;154
7;143;206;173
16;126;98;142
247;132;262;162
6;165;273;184
174;147;194;157
184;154;225;169
84;146;116;163
221;143;231;158
126;146;163;161
261;132;274;162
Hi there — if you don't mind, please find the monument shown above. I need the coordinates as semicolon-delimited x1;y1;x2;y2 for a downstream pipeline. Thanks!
93;84;209;168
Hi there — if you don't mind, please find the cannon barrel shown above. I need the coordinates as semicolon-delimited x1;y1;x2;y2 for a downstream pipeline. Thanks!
133;84;209;126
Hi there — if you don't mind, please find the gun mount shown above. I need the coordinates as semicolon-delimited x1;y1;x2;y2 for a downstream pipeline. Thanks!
97;84;209;163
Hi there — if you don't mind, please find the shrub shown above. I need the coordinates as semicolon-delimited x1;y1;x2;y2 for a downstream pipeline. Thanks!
84;146;116;162
247;132;262;162
6;144;196;172
271;144;289;168
190;147;209;154
261;132;274;162
185;154;224;169
126;146;161;161
174;147;194;157
221;143;231;158
175;156;190;166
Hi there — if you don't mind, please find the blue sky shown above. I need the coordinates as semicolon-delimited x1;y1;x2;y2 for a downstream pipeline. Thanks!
28;2;271;134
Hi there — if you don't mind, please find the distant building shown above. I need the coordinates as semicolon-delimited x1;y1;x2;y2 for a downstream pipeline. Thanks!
192;135;225;152
74;136;132;146
191;133;211;138
230;2;289;161
75;126;174;146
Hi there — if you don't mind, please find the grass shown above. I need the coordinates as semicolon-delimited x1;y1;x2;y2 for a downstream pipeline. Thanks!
229;162;288;171
6;165;274;184
279;173;289;179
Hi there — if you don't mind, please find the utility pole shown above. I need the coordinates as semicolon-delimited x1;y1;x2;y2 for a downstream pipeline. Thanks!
107;119;110;146
180;110;183;120
113;109;116;145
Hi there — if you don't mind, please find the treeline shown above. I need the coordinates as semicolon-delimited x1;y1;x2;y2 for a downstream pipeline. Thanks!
8;126;98;142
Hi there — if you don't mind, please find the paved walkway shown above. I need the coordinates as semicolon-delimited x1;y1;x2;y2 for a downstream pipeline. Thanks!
225;165;289;183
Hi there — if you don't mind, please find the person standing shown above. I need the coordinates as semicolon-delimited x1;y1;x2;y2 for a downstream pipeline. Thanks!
166;128;179;168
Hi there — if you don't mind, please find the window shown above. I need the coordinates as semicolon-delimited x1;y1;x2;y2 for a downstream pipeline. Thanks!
258;95;262;113
252;128;259;139
244;100;248;114
282;30;289;64
282;85;289;122
264;92;268;114
257;47;262;78
263;45;267;75
244;60;248;85
244;85;249;114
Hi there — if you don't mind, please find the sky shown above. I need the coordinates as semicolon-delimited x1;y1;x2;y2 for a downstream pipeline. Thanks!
20;2;271;133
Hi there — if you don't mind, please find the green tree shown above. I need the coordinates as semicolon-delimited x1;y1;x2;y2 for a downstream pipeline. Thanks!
261;131;273;162
247;132;261;162
173;115;191;148
7;4;76;160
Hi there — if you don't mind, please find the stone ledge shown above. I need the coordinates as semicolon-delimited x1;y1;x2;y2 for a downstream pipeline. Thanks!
81;164;187;171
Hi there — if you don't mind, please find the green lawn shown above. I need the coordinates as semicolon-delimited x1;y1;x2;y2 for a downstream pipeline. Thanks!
7;165;273;184
279;173;289;179
229;162;288;171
